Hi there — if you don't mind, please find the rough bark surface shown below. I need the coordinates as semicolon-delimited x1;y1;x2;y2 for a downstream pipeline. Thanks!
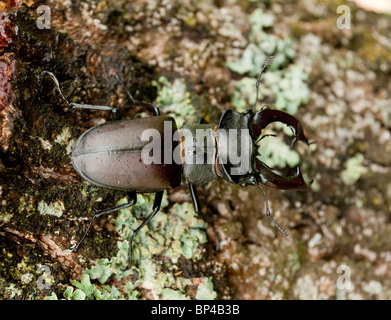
1;0;391;300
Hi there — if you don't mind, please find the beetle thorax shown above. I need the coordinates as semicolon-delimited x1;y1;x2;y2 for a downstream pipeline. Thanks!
180;123;219;185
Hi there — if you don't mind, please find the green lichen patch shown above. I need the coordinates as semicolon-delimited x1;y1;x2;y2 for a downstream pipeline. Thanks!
341;153;368;186
195;277;217;300
227;8;297;76
228;7;310;169
54;127;75;155
257;135;301;169
228;8;310;114
262;65;309;115
46;193;215;300
152;76;197;127
37;200;65;218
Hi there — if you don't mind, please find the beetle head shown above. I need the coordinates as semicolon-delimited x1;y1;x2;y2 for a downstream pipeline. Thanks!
216;108;309;190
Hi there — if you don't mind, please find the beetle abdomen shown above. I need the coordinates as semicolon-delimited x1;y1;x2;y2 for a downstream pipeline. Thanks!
71;116;182;192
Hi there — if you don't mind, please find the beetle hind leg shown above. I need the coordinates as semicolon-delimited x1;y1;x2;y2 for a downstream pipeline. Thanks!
70;192;137;252
113;74;160;117
127;191;164;268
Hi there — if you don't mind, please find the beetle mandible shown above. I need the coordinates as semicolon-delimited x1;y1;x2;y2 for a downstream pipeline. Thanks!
44;56;309;267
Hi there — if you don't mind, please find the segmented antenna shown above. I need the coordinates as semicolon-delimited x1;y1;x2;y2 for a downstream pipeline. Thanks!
252;56;275;111
249;176;290;238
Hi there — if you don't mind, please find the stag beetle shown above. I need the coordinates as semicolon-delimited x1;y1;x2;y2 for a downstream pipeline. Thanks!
43;56;309;267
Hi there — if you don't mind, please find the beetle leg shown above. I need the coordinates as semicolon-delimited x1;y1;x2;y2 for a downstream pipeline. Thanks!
44;71;159;120
43;71;123;120
71;192;137;252
254;158;308;191
69;103;123;120
188;183;220;252
257;184;291;238
251;109;309;147
43;71;72;107
189;183;201;214
127;191;164;268
113;74;160;116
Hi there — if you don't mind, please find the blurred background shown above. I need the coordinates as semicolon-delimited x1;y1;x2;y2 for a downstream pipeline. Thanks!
0;0;390;299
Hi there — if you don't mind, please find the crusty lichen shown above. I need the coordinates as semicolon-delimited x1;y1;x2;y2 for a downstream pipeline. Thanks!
227;8;310;170
45;193;215;300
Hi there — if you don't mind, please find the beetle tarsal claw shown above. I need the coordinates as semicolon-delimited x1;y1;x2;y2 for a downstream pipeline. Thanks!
43;71;73;108
68;243;77;252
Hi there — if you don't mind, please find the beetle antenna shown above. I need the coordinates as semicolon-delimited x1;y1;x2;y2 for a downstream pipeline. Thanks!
250;176;290;238
251;56;274;111
43;71;73;108
257;183;290;238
